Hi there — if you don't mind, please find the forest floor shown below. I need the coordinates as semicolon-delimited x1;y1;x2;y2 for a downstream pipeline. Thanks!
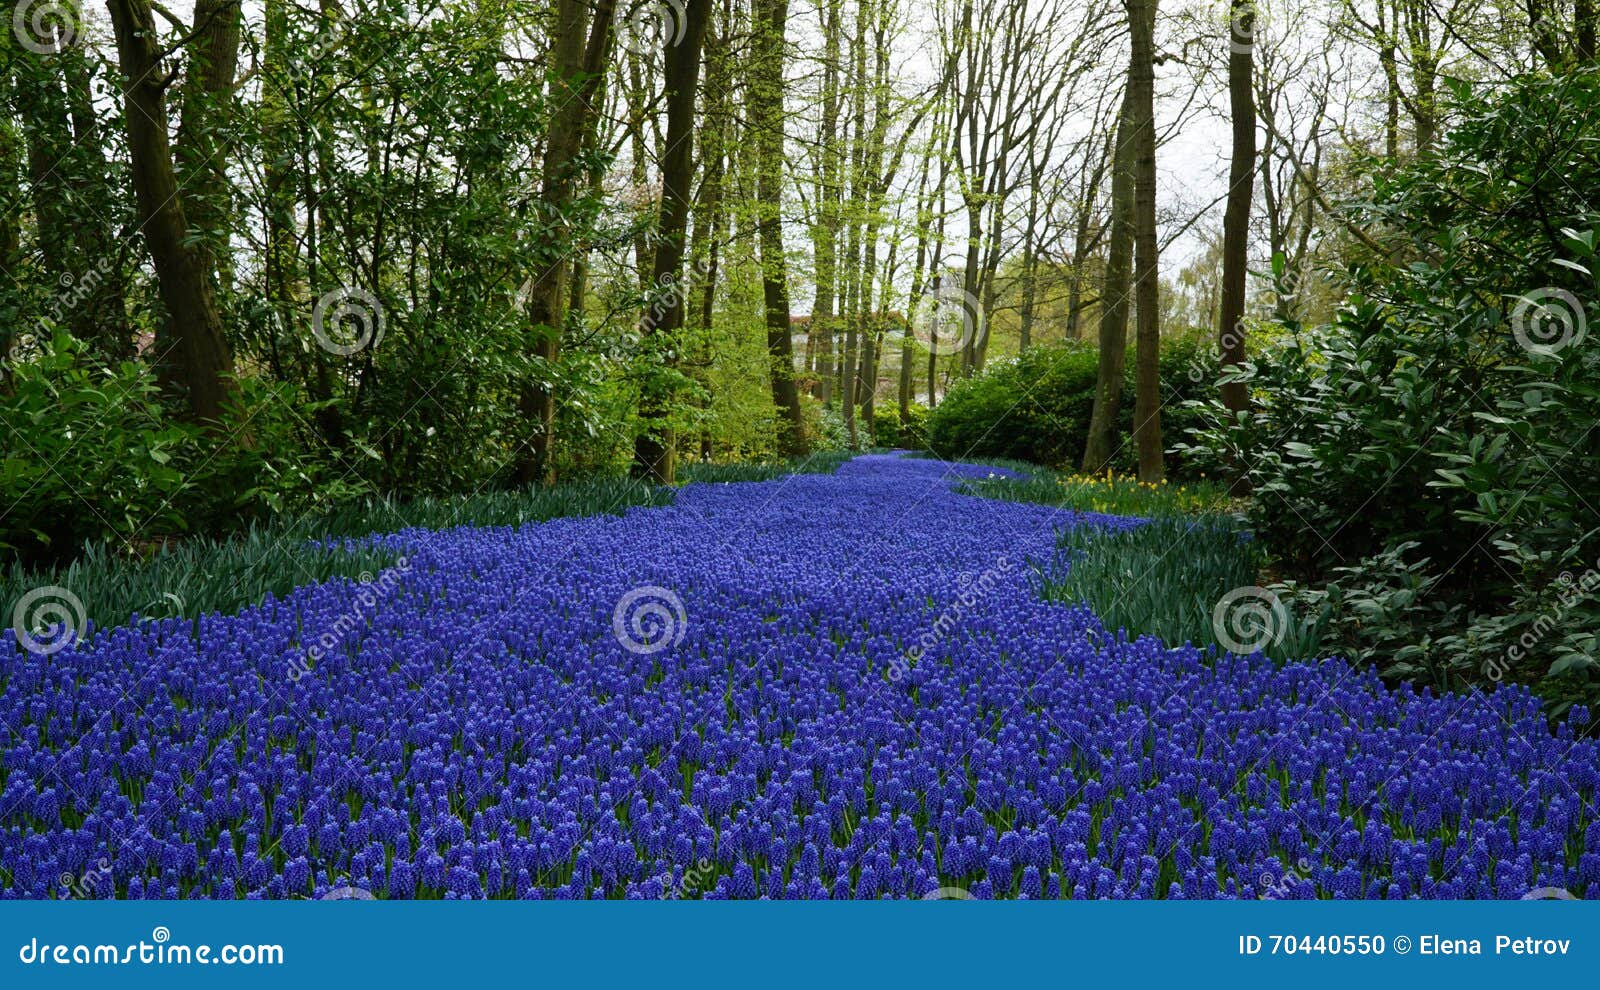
1;454;1593;899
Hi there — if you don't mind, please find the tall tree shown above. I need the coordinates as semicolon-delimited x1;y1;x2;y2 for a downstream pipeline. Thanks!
1217;0;1255;421
811;0;843;406
173;0;242;286
632;0;712;483
751;0;808;456
1080;81;1136;474
106;0;238;425
516;0;616;486
1127;0;1163;481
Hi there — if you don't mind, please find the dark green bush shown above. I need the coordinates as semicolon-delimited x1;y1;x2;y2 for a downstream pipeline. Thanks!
0;334;368;567
925;344;1098;466
1181;70;1600;715
0;334;198;562
925;333;1215;472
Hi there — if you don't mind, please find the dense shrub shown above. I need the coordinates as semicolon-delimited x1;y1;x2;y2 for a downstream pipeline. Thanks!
871;401;930;448
925;333;1215;473
0;335;365;565
925;344;1098;465
1182;70;1600;714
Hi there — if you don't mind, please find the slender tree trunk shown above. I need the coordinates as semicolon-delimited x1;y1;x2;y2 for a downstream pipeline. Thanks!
1578;0;1597;60
516;0;616;486
812;0;842;406
1379;1;1399;157
1127;0;1163;482
632;0;711;483
752;0;808;456
173;0;241;287
107;0;239;426
839;2;867;445
1217;0;1254;421
899;147;936;422
1081;84;1136;474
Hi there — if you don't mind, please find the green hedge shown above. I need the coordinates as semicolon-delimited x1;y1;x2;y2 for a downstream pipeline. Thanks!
924;334;1214;473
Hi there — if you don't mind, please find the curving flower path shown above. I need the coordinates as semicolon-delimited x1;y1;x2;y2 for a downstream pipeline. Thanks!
2;454;1596;899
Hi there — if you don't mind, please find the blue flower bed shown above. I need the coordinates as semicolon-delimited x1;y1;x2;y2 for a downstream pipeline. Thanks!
2;455;1595;898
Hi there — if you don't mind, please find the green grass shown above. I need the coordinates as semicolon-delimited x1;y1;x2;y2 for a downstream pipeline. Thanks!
1038;518;1329;661
3;455;859;639
960;468;1233;518
903;452;1054;480
951;459;1321;661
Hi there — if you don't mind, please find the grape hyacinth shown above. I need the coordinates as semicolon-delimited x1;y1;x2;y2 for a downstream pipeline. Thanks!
2;454;1595;899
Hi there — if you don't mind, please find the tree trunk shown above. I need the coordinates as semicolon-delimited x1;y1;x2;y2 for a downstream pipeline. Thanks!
516;0;616;487
752;0;808;456
107;0;238;425
1127;0;1163;482
1081;83;1136;474
173;0;241;286
1217;0;1254;421
1578;0;1597;61
632;0;711;483
812;0;842;406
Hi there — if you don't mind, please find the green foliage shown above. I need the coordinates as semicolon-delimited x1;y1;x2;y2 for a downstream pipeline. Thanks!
925;333;1216;473
0;334;198;560
962;467;1233;517
870;402;930;448
1039;518;1327;662
951;457;1323;663
0;335;362;565
910;452;1052;480
926;343;1098;465
1;526;402;638
677;450;857;484
0;472;666;635
1180;70;1600;714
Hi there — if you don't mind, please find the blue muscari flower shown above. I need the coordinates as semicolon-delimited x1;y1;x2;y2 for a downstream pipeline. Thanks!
2;454;1594;901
